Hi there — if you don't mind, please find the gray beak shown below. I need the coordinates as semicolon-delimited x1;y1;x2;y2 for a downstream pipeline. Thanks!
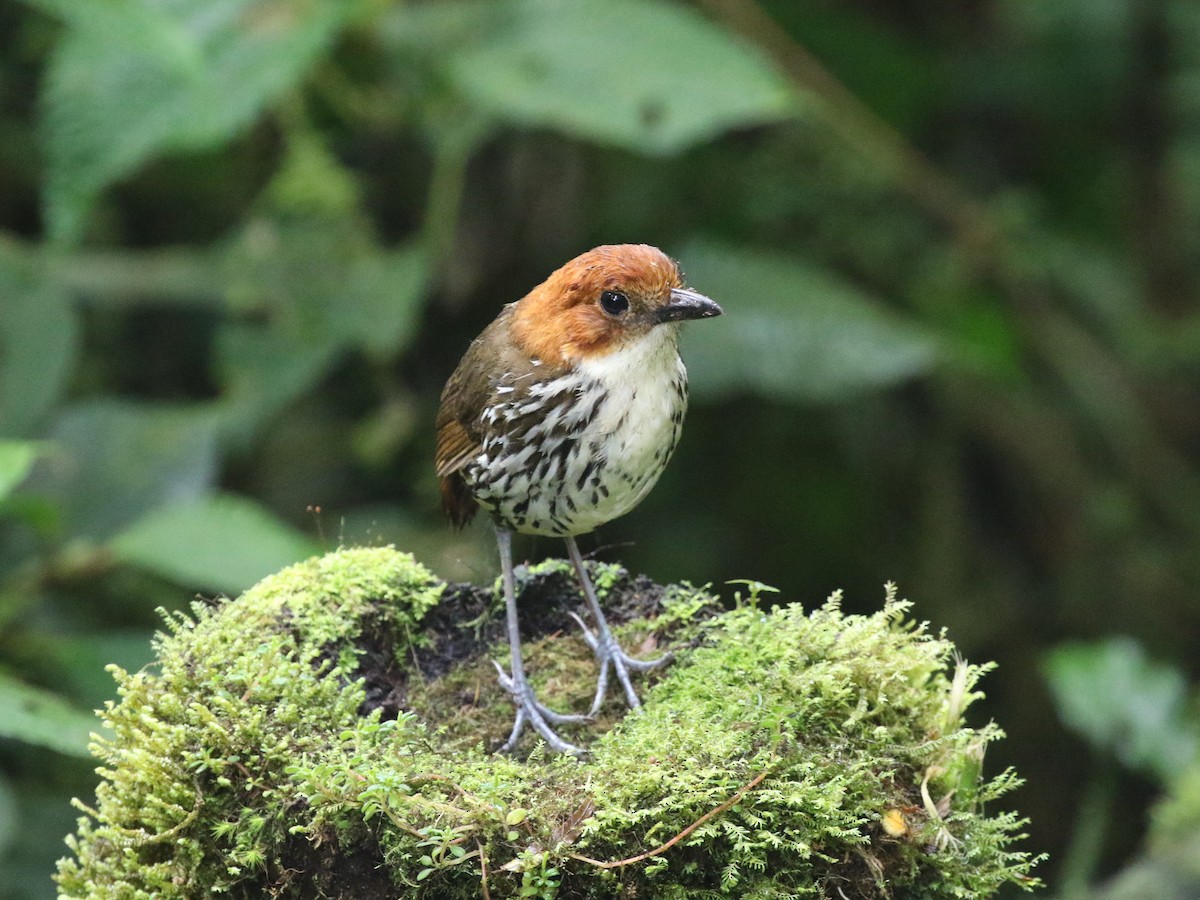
655;287;723;324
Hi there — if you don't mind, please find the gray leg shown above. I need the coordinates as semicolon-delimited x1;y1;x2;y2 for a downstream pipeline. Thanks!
564;535;673;717
493;527;587;756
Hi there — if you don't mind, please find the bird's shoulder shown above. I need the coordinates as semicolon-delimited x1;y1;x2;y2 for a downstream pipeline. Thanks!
435;304;562;476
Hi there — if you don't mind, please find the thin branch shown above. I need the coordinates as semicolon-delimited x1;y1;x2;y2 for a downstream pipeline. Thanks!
478;840;492;900
696;0;999;263
569;768;770;870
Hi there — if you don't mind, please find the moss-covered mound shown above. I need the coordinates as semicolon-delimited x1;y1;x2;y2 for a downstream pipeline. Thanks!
57;546;1041;898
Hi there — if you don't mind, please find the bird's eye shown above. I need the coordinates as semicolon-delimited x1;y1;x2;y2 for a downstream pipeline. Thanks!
599;290;629;316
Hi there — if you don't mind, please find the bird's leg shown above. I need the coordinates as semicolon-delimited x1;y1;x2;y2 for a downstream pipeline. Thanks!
564;536;674;717
493;527;588;756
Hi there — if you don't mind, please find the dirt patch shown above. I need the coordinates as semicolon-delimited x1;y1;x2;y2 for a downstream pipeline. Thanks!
354;562;695;722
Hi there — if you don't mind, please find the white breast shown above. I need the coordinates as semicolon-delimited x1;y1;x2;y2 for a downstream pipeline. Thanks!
469;326;689;537
573;327;688;505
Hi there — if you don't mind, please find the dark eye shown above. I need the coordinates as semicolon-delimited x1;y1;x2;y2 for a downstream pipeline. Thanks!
599;290;629;316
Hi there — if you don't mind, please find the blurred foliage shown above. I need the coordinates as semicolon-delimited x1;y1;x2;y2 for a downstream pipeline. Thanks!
1046;639;1200;785
1044;639;1200;896
1070;657;1200;900
0;0;1198;895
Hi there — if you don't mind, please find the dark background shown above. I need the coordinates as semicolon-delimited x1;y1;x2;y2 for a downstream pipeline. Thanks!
2;0;1199;896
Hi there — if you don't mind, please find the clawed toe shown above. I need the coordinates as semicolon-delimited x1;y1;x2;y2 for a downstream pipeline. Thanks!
619;647;673;673
567;611;598;650
586;639;674;716
493;660;589;756
488;529;677;756
562;538;676;716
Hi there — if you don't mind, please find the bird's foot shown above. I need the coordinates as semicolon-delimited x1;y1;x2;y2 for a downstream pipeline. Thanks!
568;612;674;717
492;661;590;757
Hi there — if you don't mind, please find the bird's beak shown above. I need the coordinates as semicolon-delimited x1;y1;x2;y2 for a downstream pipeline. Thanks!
655;287;723;324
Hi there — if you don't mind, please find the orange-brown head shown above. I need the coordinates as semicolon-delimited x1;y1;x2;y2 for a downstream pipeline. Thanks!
509;244;721;364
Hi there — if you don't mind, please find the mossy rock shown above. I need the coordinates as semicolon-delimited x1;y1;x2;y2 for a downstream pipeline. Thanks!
56;546;1041;898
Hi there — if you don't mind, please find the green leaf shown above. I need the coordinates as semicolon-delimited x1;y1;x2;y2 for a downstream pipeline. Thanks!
1045;638;1200;783
677;242;937;402
0;248;79;436
505;807;528;826
47;632;159;709
31;401;220;541
40;0;357;241
0;441;40;501
0;670;95;758
266;127;363;219
213;213;427;444
338;243;429;356
221;210;427;354
109;492;321;595
392;0;798;154
214;322;343;448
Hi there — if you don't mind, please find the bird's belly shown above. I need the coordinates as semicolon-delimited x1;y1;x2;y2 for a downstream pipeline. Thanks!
466;366;686;537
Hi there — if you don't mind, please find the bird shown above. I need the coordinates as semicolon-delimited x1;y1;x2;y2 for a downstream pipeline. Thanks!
435;244;722;755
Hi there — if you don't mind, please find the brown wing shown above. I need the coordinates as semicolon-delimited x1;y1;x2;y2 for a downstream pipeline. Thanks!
434;306;519;529
435;424;479;529
434;417;479;479
435;305;568;528
435;369;485;529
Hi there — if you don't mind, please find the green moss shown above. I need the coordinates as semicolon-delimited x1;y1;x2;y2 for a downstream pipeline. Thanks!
57;548;1041;898
56;547;441;898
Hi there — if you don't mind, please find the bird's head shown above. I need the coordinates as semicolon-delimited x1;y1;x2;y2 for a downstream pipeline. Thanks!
510;244;722;365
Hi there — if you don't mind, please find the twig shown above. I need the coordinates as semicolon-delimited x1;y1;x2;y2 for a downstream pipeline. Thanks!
696;0;999;263
478;840;492;900
569;768;769;869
